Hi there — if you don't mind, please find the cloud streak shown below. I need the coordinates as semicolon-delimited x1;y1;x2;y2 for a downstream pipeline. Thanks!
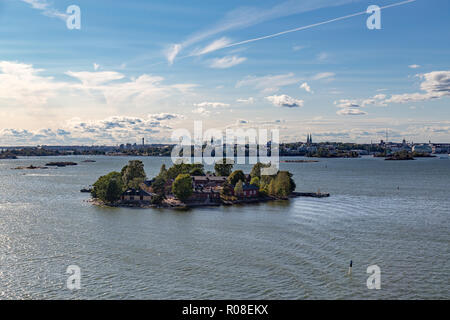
209;55;247;69
165;0;384;63
194;102;230;108
236;73;299;93
206;0;416;55
20;0;68;21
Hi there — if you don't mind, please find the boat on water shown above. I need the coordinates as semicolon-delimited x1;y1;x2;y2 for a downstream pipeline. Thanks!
80;186;93;193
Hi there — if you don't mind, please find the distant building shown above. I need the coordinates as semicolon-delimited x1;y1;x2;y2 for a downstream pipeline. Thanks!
352;149;369;155
190;186;221;202
242;184;259;198
412;144;432;154
120;189;155;202
192;174;227;188
431;143;450;154
140;179;155;193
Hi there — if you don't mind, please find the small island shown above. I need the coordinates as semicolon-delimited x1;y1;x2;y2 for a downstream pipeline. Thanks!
308;148;359;158
45;161;78;167
281;160;319;163
381;150;437;160
88;159;327;209
12;165;49;170
0;153;17;159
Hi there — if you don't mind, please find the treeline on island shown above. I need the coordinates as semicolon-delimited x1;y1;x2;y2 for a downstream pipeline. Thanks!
374;150;437;160
91;159;296;207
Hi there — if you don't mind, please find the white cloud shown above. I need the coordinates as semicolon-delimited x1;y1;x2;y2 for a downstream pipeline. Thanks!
192;107;210;116
361;94;387;107
335;99;361;109
335;71;449;111
150;113;181;121
194;101;230;108
334;99;367;116
236;72;299;93
0;113;182;145
336;108;367;116
0;60;197;115
236;119;249;125
409;64;421;69
164;0;357;63
312;72;335;80
65;70;125;86
20;0;68;21
334;94;387;111
385;71;450;104
266;94;303;108
0;61;65;106
165;44;182;65
193;37;232;56
292;45;306;51
236;97;255;104
316;52;328;62
209;55;247;69
300;82;313;93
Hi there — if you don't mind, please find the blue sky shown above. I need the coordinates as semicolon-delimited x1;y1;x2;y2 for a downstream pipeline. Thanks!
0;0;449;145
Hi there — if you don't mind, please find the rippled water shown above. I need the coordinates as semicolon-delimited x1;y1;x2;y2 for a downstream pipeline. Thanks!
0;156;449;299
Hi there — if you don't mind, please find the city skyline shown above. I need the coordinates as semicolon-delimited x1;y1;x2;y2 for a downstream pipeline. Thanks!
0;0;449;145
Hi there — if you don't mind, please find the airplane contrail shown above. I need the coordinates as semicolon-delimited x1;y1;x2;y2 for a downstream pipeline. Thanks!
146;0;416;66
221;0;416;50
176;0;416;61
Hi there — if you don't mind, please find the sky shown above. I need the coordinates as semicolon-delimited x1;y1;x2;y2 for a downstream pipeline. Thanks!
0;0;449;145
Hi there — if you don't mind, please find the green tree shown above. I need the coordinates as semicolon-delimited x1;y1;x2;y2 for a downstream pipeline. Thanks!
214;158;234;176
259;175;274;195
127;177;144;190
167;163;204;180
190;167;205;176
265;171;296;198
250;162;271;178
105;178;122;203
172;173;193;202
157;164;168;180
273;171;292;197
250;176;260;188
121;160;146;188
268;179;276;196
92;171;123;203
151;194;164;205
220;181;234;197
234;180;244;197
227;170;246;186
151;176;166;196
